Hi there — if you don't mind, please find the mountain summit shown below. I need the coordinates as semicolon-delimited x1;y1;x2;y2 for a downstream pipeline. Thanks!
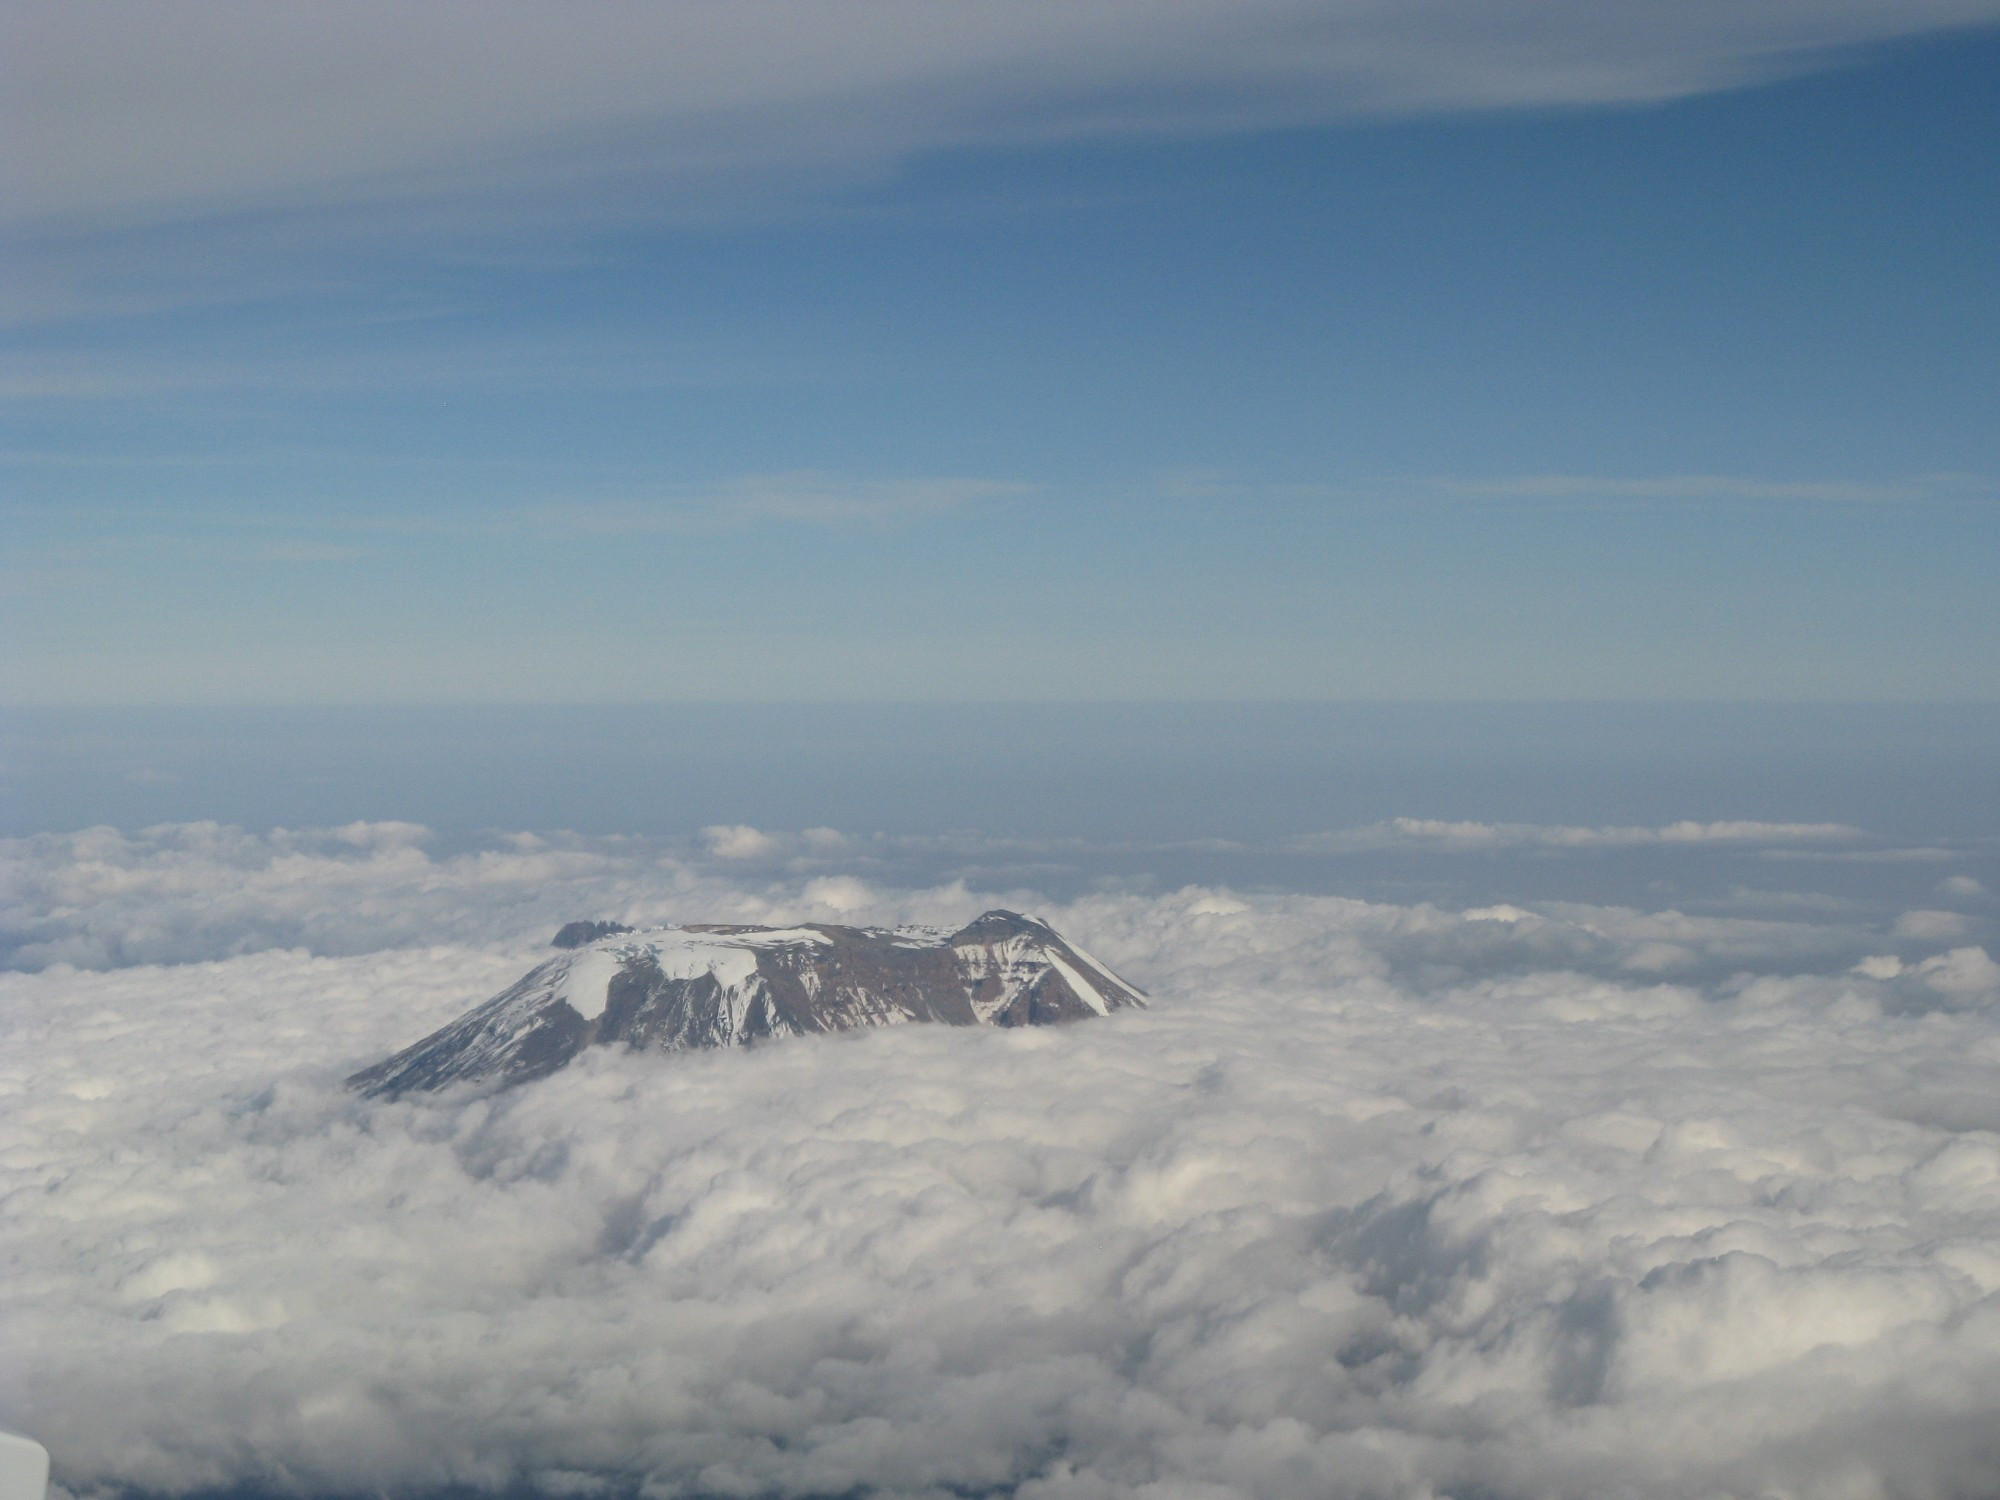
348;910;1145;1096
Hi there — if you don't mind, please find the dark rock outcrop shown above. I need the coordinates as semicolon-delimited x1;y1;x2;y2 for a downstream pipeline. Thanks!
552;920;634;949
348;910;1144;1097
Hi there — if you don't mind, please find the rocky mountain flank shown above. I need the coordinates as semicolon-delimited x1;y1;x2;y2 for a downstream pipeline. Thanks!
349;909;1145;1096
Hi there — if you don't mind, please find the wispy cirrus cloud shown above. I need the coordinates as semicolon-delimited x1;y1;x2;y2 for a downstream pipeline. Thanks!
1397;472;1997;505
3;472;1026;560
1167;470;2000;508
529;473;1030;532
251;541;367;564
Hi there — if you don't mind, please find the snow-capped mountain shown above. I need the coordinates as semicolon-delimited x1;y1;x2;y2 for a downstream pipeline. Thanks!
347;909;1145;1096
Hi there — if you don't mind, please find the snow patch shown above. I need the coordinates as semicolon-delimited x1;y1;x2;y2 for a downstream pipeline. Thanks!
1044;950;1111;1016
554;948;626;1022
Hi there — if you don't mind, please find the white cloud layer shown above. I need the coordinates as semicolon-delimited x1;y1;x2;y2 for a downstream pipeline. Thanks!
6;0;1998;228
0;822;1061;973
5;820;1962;978
5;820;1983;982
4;825;2000;1497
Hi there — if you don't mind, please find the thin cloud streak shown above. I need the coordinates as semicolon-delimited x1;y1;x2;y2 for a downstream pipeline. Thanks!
3;474;1029;553
526;474;1033;532
1167;471;2000;509
1289;817;1869;854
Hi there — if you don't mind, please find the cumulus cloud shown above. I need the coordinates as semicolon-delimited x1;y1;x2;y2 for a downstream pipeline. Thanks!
6;0;1998;229
801;875;876;913
0;822;636;970
1895;908;1974;940
702;824;783;861
4;829;2000;1498
1905;946;2000;1007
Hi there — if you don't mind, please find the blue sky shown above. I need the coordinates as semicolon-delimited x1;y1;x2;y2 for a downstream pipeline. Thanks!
4;5;1997;704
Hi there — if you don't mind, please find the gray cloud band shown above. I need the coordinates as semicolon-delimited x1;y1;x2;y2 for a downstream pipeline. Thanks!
6;0;2000;228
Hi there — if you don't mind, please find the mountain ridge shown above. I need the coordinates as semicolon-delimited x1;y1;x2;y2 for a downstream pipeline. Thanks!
349;909;1144;1096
